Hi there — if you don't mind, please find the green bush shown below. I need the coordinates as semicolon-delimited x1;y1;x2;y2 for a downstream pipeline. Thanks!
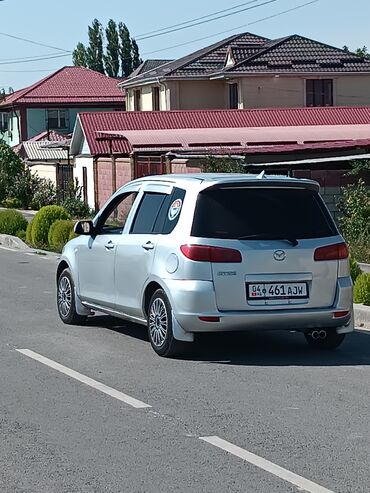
60;197;91;219
16;229;26;241
2;197;22;209
48;220;75;252
68;228;78;241
353;273;370;306
26;218;34;245
349;257;362;284
31;205;70;248
0;209;28;235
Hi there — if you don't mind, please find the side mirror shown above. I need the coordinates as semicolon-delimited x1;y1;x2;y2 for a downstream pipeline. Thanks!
74;220;94;236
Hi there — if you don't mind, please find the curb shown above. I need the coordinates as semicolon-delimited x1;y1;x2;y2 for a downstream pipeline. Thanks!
359;263;370;274
0;234;59;257
354;304;370;329
0;234;30;250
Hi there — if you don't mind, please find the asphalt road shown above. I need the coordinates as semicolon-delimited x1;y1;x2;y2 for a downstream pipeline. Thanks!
1;247;370;493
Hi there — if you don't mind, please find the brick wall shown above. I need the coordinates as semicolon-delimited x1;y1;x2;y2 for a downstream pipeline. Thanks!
171;158;201;174
96;157;133;209
292;169;370;222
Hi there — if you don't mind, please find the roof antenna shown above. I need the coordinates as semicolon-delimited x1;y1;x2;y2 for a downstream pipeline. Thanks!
256;170;266;179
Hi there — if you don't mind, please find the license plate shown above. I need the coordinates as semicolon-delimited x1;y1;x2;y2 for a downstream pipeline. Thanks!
247;282;308;300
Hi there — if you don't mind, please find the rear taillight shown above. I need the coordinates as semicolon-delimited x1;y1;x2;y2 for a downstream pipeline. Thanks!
314;242;349;261
180;244;242;263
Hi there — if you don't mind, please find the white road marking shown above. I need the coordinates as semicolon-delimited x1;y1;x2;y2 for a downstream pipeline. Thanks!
16;349;151;409
199;436;335;493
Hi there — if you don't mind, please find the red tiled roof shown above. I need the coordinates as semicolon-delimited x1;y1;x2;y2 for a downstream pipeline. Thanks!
78;106;370;155
0;66;124;108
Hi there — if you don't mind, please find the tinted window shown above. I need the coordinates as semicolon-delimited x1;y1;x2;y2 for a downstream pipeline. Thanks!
191;187;337;240
131;193;167;234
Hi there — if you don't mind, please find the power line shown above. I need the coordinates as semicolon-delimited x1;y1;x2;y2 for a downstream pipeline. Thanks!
142;0;319;56
0;53;70;65
0;52;65;63
136;0;282;41
0;68;62;73
0;32;71;53
136;0;260;37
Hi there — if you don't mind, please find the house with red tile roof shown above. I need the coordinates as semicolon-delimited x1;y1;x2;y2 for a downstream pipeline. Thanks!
120;32;370;112
69;107;370;211
0;66;125;147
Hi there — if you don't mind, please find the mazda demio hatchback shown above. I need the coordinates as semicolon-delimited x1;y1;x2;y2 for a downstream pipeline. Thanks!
56;173;353;357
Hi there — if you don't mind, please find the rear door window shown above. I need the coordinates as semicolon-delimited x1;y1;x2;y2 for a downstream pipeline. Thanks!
130;192;167;234
191;187;337;239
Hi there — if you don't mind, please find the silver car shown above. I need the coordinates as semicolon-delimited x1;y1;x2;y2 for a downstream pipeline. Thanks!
56;173;353;357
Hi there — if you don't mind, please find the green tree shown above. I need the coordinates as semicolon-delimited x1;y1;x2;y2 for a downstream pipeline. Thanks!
0;141;24;203
119;22;132;77
72;42;88;67
131;38;142;70
104;19;120;77
202;156;245;173
86;19;105;74
356;46;370;59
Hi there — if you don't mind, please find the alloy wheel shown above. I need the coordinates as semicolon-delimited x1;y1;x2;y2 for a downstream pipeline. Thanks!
58;275;72;318
149;298;168;347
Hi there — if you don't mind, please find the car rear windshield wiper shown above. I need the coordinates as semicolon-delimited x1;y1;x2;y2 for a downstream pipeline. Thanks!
238;233;298;246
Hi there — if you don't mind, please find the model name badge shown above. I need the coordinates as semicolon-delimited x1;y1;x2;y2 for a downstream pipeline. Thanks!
217;271;237;276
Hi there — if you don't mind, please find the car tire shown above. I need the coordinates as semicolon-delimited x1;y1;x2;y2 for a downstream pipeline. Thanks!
304;329;345;350
147;289;182;357
57;268;86;325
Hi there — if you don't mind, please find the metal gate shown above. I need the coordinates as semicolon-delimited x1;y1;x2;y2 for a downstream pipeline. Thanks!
56;164;73;201
135;156;165;178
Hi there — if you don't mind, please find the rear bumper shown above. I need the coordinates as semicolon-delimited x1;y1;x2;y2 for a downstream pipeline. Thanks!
164;278;354;334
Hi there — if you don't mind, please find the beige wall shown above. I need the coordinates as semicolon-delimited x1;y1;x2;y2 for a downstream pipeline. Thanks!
240;76;304;108
141;85;153;111
177;80;227;110
126;73;370;112
335;76;370;106
126;90;134;111
29;164;57;184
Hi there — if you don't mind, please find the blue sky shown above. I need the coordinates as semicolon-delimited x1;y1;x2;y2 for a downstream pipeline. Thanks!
0;0;369;90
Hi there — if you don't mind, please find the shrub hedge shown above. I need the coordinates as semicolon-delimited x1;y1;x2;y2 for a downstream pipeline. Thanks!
31;205;69;248
26;218;34;245
48;220;75;252
0;209;28;236
349;257;362;284
354;273;370;306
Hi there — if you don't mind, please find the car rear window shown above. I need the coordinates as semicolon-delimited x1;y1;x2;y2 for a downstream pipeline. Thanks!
191;187;337;240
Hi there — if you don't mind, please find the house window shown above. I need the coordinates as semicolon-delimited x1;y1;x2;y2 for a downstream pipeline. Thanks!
0;112;8;132
134;89;141;111
306;79;333;107
47;109;69;130
152;87;160;111
229;83;239;109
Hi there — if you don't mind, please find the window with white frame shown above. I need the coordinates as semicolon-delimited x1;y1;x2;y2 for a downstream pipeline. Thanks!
47;109;69;130
0;112;9;133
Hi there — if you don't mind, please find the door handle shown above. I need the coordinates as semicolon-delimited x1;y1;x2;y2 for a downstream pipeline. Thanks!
105;240;115;251
142;241;155;251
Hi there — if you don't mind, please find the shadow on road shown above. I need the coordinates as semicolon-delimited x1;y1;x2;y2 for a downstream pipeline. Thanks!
84;315;370;367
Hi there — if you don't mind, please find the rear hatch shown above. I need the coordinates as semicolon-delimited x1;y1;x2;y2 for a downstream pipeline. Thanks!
191;182;343;311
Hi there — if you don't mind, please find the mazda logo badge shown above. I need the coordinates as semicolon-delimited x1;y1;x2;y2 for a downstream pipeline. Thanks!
273;250;286;261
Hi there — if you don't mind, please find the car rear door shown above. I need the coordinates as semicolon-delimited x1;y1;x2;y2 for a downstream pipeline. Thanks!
191;184;342;312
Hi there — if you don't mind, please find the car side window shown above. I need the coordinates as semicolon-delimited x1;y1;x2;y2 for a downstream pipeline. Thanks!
97;192;138;235
130;192;167;234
